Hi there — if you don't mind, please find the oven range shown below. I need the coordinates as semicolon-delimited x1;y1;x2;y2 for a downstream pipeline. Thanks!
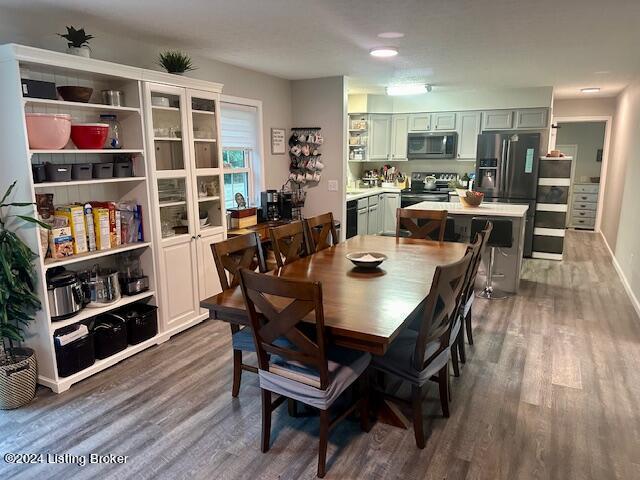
400;172;458;208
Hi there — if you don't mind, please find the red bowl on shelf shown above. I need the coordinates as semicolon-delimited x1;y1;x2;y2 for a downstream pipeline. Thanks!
70;123;109;149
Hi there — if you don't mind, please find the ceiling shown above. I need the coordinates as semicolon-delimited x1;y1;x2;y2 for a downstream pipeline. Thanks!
3;0;640;98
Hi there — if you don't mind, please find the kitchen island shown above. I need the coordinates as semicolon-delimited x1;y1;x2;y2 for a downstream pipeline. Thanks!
407;201;528;293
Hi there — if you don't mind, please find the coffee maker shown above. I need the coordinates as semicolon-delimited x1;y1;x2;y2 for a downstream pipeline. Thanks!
261;190;280;221
278;192;294;220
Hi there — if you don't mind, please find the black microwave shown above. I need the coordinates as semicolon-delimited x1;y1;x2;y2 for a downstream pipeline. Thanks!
407;132;457;159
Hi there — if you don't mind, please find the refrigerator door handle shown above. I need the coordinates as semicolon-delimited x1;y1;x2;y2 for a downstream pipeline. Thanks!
504;139;512;195
500;138;508;193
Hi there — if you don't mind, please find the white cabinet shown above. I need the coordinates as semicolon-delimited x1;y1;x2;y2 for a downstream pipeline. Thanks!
515;109;548;129
390;115;409;161
432;112;457;131
409;114;431;131
369;114;391;160
196;232;224;313
456;111;481;160
357;207;368;235
482;110;514;130
381;193;400;235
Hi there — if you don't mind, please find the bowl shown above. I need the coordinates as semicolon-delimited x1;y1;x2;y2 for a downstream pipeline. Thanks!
25;113;71;149
458;190;484;207
71;123;109;149
57;86;93;103
346;251;387;269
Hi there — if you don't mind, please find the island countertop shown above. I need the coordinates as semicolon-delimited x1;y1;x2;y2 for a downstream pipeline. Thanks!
407;201;529;217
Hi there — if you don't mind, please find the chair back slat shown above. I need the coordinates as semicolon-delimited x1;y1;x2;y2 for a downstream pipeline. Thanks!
211;232;266;290
269;221;309;268
396;208;448;241
238;268;330;389
304;212;338;253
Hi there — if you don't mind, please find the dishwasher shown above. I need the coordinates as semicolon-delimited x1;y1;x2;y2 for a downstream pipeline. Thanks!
346;200;357;239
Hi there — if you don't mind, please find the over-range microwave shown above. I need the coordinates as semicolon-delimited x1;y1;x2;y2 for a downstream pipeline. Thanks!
407;132;458;159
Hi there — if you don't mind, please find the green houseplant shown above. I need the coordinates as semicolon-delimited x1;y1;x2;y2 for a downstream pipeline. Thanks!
0;181;50;409
157;50;196;74
58;26;94;58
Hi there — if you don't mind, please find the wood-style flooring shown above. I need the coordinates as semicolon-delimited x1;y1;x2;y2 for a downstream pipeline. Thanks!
2;231;639;479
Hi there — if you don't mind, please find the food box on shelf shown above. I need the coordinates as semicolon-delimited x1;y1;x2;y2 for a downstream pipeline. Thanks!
49;227;74;259
54;205;88;254
92;208;111;251
90;201;120;247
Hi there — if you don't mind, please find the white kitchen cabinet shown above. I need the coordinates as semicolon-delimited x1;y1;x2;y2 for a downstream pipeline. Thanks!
456;111;481;160
367;203;379;235
369;114;391;160
357;207;368;235
196;232;224;313
432;112;457;131
390;114;409;161
482;110;514;130
381;193;400;235
515;109;548;129
409;114;431;131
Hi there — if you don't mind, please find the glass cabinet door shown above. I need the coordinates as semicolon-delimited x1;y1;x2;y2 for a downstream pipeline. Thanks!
150;91;186;172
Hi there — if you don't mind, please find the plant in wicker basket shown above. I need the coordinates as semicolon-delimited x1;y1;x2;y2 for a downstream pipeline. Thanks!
0;181;50;409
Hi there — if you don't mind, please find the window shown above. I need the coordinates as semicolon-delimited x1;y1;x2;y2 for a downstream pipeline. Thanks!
220;102;262;209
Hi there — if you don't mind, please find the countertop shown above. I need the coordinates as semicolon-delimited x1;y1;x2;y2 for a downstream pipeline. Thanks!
346;186;403;201
407;201;529;217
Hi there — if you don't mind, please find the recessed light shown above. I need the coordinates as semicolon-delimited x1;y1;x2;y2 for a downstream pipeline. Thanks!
386;84;431;96
580;87;600;93
594;71;610;75
377;32;404;39
369;47;399;58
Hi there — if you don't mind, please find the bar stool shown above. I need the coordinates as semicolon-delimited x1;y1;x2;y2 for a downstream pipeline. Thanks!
444;217;461;242
470;217;512;300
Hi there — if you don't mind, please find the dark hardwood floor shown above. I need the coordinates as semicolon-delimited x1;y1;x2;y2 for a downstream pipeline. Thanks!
2;231;639;479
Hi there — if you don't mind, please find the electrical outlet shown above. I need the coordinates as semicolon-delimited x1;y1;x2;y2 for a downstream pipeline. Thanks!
328;180;338;192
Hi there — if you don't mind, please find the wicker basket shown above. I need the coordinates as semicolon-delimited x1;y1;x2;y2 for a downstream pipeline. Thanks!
0;347;37;410
456;189;484;207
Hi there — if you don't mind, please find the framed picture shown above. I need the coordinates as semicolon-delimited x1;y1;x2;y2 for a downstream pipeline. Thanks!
271;128;286;155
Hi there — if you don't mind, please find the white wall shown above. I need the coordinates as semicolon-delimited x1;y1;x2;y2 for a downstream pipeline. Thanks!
291;77;346;228
556;122;606;180
0;9;293;191
553;97;616;117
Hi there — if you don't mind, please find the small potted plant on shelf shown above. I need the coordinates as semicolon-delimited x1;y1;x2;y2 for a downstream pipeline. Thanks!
58;26;94;58
157;50;196;75
0;181;50;409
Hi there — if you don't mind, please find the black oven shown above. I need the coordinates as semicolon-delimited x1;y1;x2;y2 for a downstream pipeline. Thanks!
407;132;457;159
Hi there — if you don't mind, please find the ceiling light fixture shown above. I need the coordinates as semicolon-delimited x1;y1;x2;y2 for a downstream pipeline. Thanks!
369;47;399;58
386;84;431;96
377;32;405;39
580;87;600;93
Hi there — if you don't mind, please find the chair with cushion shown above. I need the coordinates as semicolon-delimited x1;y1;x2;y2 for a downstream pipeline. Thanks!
396;208;448;241
238;268;371;478
210;232;266;397
471;217;511;300
304;212;338;253
269;221;309;268
372;250;472;448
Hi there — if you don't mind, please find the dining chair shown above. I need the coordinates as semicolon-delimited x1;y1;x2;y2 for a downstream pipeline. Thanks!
372;250;473;449
210;232;266;397
304;212;338;253
396;208;448;241
269;221;309;268
237;268;371;478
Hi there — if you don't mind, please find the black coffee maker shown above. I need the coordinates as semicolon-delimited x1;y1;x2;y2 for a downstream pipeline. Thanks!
278;192;294;220
261;190;280;221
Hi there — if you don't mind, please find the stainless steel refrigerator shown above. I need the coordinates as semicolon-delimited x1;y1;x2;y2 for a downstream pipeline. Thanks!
475;132;541;257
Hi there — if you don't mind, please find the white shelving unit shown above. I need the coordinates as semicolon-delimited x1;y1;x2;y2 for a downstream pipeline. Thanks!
0;43;228;393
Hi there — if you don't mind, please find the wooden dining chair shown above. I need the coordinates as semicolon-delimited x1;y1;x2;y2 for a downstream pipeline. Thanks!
396;208;448;241
210;232;267;397
238;268;371;478
304;212;338;253
269;221;309;268
372;250;472;449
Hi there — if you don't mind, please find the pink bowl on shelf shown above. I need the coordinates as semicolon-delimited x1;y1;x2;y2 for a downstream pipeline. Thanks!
25;113;72;150
71;123;109;149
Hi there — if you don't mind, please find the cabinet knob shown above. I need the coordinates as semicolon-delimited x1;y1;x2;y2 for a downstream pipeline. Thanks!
197;234;202;238
191;235;196;240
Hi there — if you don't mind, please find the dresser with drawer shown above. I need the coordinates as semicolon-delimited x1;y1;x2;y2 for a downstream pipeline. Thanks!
570;183;599;229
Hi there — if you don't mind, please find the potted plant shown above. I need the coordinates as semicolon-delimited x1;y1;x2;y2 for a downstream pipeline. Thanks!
0;181;50;409
58;26;94;58
157;50;196;75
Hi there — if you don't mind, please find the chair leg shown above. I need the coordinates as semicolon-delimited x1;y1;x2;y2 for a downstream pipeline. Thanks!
465;307;474;345
411;384;425;449
318;409;330;478
359;372;371;432
458;329;466;364
287;398;297;417
438;366;450;418
232;349;242;397
451;343;460;377
261;389;272;453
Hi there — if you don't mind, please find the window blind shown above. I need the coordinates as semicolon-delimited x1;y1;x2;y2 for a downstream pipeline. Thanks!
220;103;258;149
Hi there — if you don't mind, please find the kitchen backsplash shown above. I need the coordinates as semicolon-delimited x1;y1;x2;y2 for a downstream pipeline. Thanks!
348;159;475;184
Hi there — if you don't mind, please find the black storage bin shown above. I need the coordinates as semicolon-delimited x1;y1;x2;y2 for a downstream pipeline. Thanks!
113;160;133;177
119;303;158;345
71;163;93;180
45;163;72;182
93;313;128;359
32;164;47;183
21;78;57;99
93;163;114;178
54;325;95;377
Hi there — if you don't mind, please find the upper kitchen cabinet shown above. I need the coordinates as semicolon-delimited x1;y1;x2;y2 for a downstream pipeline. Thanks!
369;114;391;160
390;114;409;161
409;113;431;131
482;110;514;130
456;111;481;160
515;108;548;129
432;112;457;131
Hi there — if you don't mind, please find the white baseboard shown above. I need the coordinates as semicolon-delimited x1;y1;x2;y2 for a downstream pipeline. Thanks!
601;232;640;319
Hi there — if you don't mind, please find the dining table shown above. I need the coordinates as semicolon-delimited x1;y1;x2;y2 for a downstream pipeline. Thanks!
200;234;468;427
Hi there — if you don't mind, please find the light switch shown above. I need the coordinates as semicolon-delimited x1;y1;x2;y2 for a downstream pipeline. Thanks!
328;180;338;191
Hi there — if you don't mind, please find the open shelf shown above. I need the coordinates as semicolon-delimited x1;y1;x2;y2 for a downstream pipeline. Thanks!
50;290;155;329
24;98;141;113
34;177;146;189
193;110;215;116
159;200;186;208
154;137;182;142
31;149;144;155
197;196;220;202
44;242;151;270
193;138;217;143
152;105;179;112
